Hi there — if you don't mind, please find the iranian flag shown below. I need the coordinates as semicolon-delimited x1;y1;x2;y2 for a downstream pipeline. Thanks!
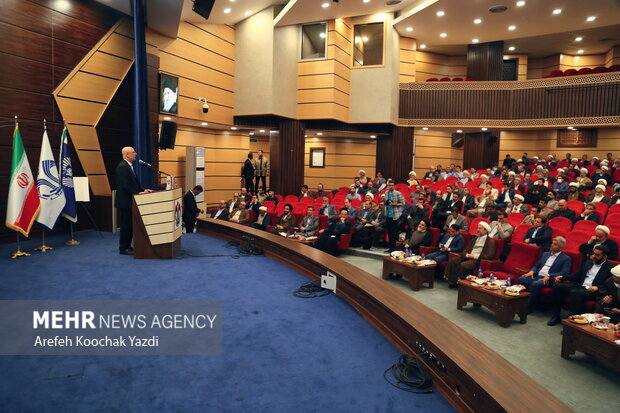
5;125;40;237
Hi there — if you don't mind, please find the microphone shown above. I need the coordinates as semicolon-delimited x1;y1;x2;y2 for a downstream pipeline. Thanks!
138;159;171;176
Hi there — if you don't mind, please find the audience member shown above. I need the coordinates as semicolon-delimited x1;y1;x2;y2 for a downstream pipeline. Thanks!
546;191;559;210
609;186;620;204
573;203;600;223
256;187;267;203
406;171;418;186
488;211;513;240
274;204;296;232
358;169;368;185
445;222;496;288
551;176;568;196
404;198;428;233
299;206;319;236
566;182;585;201
246;195;261;214
343;198;358;219
226;192;240;214
346;184;362;201
251;206;271;231
523;215;552;251
382;179;405;252
517;237;571;313
240;187;251;202
361;201;386;250
401;219;432;255
547;245;614;325
548;199;575;221
506;194;527;214
595;265;620;323
537;199;553;217
299;184;311;199
426;224;465;274
521;206;540;225
319;196;337;218
495;183;515;210
578;225;619;261
265;189;279;204
314;208;351;256
587;185;609;204
229;201;250;225
445;208;468;232
211;200;230;220
373;172;386;189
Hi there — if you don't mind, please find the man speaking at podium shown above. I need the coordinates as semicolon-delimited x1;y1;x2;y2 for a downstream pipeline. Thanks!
115;147;152;255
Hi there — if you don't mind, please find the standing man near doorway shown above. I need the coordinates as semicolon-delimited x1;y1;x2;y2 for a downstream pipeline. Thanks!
183;185;204;233
254;149;269;193
242;152;255;195
115;146;152;255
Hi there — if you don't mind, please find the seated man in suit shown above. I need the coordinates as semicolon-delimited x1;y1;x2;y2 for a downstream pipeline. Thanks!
523;215;552;251
226;192;241;214
299;184;312;200
609;186;620;205
240;187;252;202
547;245;614;325
404;198;429;236
548;199;576;221
445;222;496;288
444;208;468;232
274;203;296;233
228;201;251;225
211;200;230;221
573;202;600;224
426;224;465;275
318;196;336;219
521;205;540;225
183;185;204;233
251;206;272;231
299;206;319;236
343;198;358;219
361;201;386;250
495;182;515;210
579;225;619;261
264;189;279;205
313;183;329;200
460;187;475;212
315;208;351;256
517;236;571;313
488;211;513;240
596;265;620;323
400;219;433;255
246;195;262;215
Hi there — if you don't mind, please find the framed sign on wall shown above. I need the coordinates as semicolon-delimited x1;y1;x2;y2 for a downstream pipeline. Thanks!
309;147;325;168
556;129;597;148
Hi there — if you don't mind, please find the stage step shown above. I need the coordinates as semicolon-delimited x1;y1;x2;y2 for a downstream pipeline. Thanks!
343;247;389;260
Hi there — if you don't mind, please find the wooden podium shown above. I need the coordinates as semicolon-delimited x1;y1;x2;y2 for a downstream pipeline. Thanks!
132;188;182;259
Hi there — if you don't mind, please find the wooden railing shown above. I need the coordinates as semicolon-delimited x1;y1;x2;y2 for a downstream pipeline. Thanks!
399;72;620;128
197;218;572;413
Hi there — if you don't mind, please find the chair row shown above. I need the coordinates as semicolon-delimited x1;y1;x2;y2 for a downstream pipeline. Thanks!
544;65;620;78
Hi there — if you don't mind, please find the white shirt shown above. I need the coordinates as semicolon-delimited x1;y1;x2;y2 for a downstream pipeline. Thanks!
125;159;135;175
214;208;224;219
442;235;455;249
582;262;603;287
538;252;559;277
470;235;488;259
489;224;499;239
503;192;511;203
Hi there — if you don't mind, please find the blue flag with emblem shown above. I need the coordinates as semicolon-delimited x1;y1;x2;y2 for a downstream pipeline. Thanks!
59;126;77;223
36;125;66;230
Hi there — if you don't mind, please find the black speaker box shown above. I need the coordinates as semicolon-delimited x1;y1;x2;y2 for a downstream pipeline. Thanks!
160;121;177;150
192;0;215;20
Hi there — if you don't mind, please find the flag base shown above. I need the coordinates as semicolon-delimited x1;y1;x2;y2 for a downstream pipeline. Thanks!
34;244;54;252
66;239;80;246
11;250;30;259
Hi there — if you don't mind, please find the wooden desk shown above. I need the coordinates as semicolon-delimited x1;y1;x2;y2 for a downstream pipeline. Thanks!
561;320;620;370
457;280;530;328
382;256;436;291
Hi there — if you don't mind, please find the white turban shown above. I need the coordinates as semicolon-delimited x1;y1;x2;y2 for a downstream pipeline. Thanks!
601;160;609;165
508;171;516;176
592;157;599;161
598;179;608;186
259;206;268;211
596;225;610;236
547;155;553;159
602;166;609;170
557;168;565;172
572;158;578;162
569;182;579;187
534;156;539;160
514;194;524;202
611;265;620;277
516;159;523;162
480;174;488;179
580;168;588;173
596;184;606;191
478;221;491;232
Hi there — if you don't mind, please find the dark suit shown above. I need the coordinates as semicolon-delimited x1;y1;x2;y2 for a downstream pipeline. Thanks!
299;214;319;235
319;204;337;219
315;217;351;256
183;190;200;233
426;233;465;268
495;189;515;209
517;252;572;311
211;208;229;221
579;238;619;261
251;212;272;231
461;194;475;212
573;212;600;224
445;236;496;284
242;159;255;194
551;259;614;316
548;208;576;221
115;160;143;252
524;226;553;251
596;277;620;323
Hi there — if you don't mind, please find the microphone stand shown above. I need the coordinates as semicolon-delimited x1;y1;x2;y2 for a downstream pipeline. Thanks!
139;160;173;190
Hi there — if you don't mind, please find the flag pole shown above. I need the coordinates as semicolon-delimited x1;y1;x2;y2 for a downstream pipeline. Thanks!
66;221;80;246
34;228;53;252
11;233;30;259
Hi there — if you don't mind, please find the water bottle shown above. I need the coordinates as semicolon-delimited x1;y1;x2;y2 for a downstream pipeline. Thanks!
478;268;483;278
490;272;495;282
421;252;426;260
406;247;411;257
505;276;511;287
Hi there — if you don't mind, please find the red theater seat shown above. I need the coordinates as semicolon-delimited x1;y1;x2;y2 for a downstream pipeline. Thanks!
452;77;464;81
564;69;578;76
573;220;597;234
440;77;451;81
566;200;585;216
591;66;607;74
480;243;542;284
608;65;620;72
507;213;525;227
419;227;441;255
549;70;563;77
512;224;533;245
465;78;476;81
427;78;439;82
578;67;592;75
564;231;591;254
549;217;573;235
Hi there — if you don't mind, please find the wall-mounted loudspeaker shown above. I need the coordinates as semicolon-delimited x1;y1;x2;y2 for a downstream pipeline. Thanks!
488;135;498;143
192;0;215;20
159;121;177;150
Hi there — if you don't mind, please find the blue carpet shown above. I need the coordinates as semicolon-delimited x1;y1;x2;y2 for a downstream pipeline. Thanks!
0;231;454;413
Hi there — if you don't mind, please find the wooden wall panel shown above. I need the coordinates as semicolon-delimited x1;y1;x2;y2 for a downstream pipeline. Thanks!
414;51;466;81
0;0;123;242
376;127;413;182
399;37;416;83
467;41;504;81
414;129;463;177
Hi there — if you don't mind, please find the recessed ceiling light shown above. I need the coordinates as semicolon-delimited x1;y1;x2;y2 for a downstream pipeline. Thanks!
249;132;254;135
259;129;266;133
231;126;237;130
577;50;584;54
508;46;515;51
322;2;330;8
552;9;562;15
586;16;596;22
406;27;413;32
481;127;488;131
362;36;369;42
516;1;526;6
568;126;575;130
474;18;482;24
363;0;371;3
575;36;583;42
472;38;479;43
245;10;252;16
317;132;323;136
436;11;445;17
163;117;171;120
370;135;376;138
440;32;447;38
422;127;429;131
223;8;231;14
201;122;208;126
508;25;516;31
419;44;427;49
456;130;463;133
319;32;326;38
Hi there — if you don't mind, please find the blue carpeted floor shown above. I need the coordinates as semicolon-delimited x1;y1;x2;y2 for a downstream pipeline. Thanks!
0;231;454;413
